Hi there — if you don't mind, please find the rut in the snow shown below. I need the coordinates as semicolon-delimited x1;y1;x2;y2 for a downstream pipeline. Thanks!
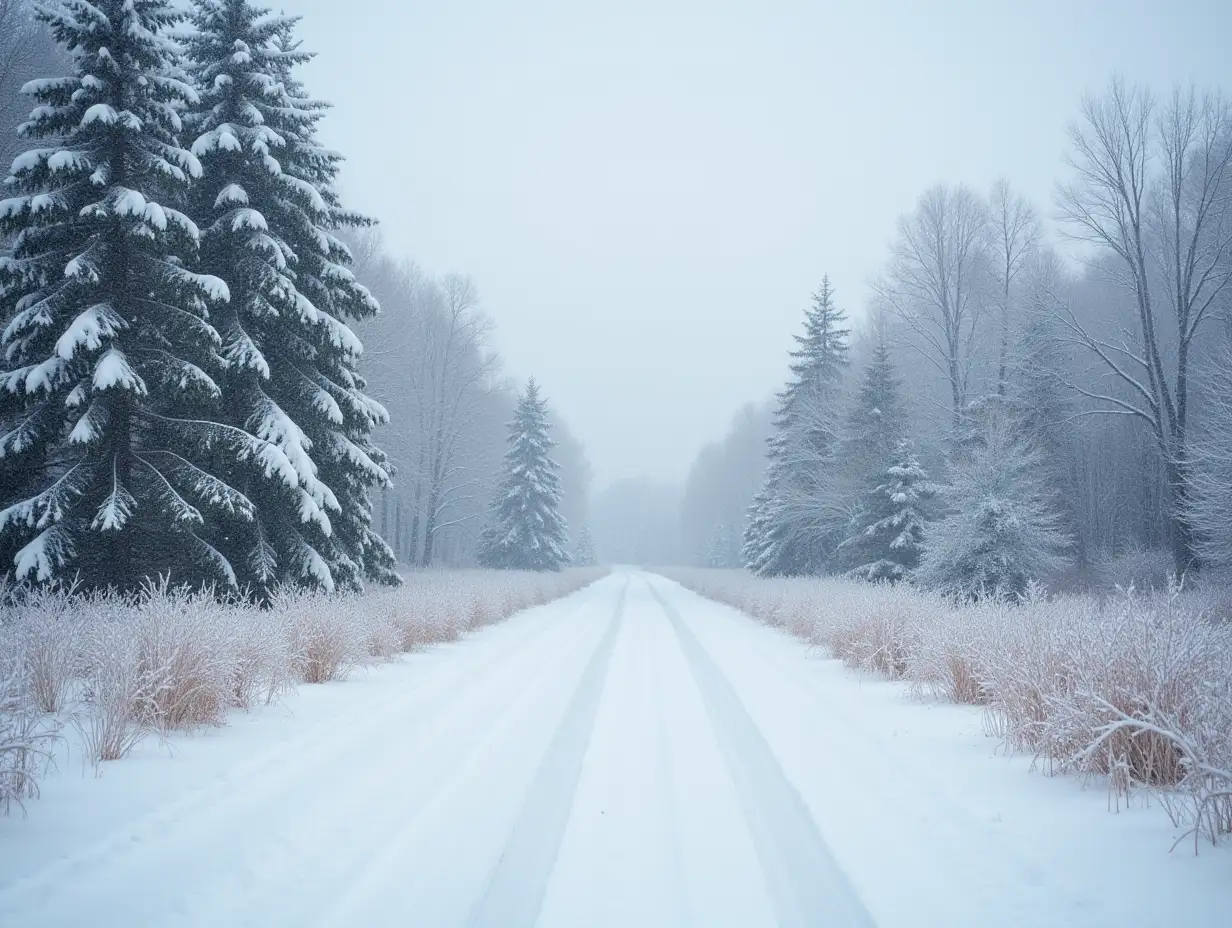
647;577;875;928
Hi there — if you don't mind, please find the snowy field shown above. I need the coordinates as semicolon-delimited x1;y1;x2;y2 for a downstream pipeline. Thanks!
1;569;1228;927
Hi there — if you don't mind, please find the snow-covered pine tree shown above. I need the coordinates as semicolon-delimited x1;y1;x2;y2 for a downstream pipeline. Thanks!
0;0;292;589
478;378;569;572
741;483;774;569
836;441;935;582
914;415;1070;600
186;2;396;593
1007;318;1069;451
745;277;849;576
573;525;596;566
705;522;740;568
842;334;906;486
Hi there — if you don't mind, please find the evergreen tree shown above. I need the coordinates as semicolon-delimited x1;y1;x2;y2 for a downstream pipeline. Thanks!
835;332;908;545
478;379;569;571
842;335;907;485
0;0;290;589
914;415;1070;600
836;441;935;582
741;484;774;569
744;277;849;576
573;525;596;566
186;1;395;593
955;313;1083;562
1008;316;1070;455
706;521;740;568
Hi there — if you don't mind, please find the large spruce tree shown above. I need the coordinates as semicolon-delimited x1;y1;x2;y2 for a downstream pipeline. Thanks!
842;335;907;486
186;1;396;592
0;0;294;589
744;277;849;576
915;416;1070;600
478;378;569;572
836;441;935;582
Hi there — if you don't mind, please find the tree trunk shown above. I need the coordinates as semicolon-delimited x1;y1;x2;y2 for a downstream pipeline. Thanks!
393;496;402;561
1166;456;1196;577
421;492;438;567
949;357;964;431
997;270;1010;397
408;474;424;566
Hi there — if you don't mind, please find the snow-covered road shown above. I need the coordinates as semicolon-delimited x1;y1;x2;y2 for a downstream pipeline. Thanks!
1;570;1228;927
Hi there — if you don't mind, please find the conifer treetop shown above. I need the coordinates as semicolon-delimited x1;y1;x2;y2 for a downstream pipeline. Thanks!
478;377;570;572
0;0;290;588
745;276;851;577
182;0;395;593
837;439;935;583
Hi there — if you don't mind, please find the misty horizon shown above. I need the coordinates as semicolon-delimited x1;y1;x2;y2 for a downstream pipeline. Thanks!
3;2;1232;919
290;0;1231;489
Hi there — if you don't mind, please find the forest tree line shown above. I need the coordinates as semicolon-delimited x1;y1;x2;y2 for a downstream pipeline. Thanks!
348;235;592;571
681;77;1232;596
0;0;592;594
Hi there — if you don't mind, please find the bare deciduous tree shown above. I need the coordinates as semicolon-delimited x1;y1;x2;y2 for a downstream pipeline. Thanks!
874;184;992;428
989;178;1041;395
1055;78;1232;570
414;274;502;565
367;267;501;566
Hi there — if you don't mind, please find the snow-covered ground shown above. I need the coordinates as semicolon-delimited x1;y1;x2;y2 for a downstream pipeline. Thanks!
1;570;1227;927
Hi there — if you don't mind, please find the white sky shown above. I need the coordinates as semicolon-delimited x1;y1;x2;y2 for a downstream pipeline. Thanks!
286;0;1232;487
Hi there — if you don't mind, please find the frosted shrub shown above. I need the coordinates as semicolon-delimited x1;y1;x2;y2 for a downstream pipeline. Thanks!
74;618;152;765
1037;591;1232;844
0;639;60;812
391;586;438;651
1092;545;1175;592
828;583;933;679
224;608;293;709
132;584;233;732
359;591;403;661
980;599;1087;752
282;593;361;685
906;600;1004;703
12;589;82;714
662;567;1232;846
467;594;495;631
776;582;824;642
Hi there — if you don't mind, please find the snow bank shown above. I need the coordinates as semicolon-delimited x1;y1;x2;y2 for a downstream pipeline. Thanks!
659;568;1232;850
0;569;606;811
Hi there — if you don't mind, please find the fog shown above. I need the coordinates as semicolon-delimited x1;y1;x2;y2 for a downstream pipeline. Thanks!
6;1;1232;904
4;0;1232;578
287;0;1230;492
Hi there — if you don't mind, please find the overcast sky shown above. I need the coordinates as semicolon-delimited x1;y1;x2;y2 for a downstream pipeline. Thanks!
286;0;1231;488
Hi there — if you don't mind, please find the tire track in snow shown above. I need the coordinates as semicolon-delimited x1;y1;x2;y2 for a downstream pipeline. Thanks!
211;589;613;928
647;596;690;926
466;577;629;928
654;575;1087;920
655;576;1098;921
303;586;620;926
647;579;875;928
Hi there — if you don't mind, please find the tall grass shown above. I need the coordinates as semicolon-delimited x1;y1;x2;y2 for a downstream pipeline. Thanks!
661;568;1232;850
0;568;606;811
